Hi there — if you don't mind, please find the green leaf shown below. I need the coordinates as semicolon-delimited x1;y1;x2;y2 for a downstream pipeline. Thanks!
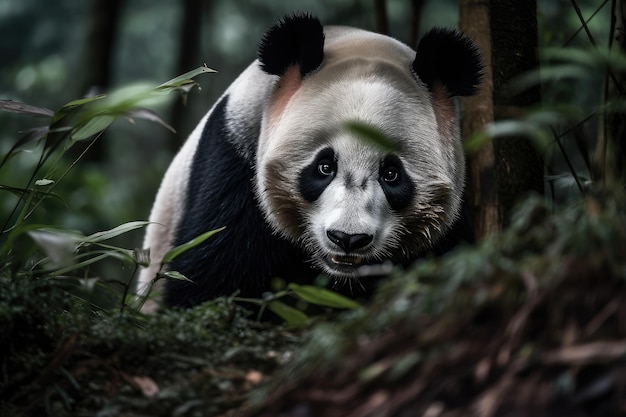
345;121;397;152
133;248;151;267
48;253;111;276
90;242;137;262
159;270;195;283
463;130;492;154
61;95;106;109
126;108;176;133
288;283;361;309
83;221;150;243
161;227;225;264
267;301;309;326
157;65;216;89
0;99;54;117
28;229;79;265
541;46;626;71
0;126;50;169
26;222;150;264
71;115;115;141
0;185;64;204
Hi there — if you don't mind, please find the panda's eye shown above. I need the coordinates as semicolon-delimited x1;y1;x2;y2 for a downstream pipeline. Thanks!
379;154;414;210
317;160;335;177
381;166;400;184
299;147;336;202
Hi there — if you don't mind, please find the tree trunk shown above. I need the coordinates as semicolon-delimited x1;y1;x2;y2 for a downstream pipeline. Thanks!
459;0;498;239
490;0;544;221
81;0;121;96
169;0;206;152
77;0;122;162
409;0;425;49
460;0;543;240
596;0;626;185
373;0;388;35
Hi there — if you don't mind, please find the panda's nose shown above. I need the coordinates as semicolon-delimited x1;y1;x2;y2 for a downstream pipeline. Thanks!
327;230;373;253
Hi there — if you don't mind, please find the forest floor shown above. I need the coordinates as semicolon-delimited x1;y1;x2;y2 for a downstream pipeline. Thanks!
2;193;625;417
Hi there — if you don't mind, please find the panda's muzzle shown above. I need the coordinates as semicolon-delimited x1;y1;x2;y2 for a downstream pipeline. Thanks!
325;230;372;269
326;230;373;253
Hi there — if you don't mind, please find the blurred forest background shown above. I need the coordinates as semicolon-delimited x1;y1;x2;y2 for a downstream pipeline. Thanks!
2;2;625;415
0;0;612;248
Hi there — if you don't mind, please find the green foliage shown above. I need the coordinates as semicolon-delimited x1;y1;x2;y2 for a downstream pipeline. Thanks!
159;227;224;265
0;65;368;416
235;283;361;326
0;67;216;313
249;194;626;416
344;121;397;152
465;35;626;202
0;281;296;417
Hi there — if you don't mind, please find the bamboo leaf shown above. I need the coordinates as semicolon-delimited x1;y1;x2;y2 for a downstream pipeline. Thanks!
0;99;54;117
71;115;115;141
157;65;216;89
159;270;195;283
61;95;106;109
28;229;78;265
267;301;309;326
0;185;64;204
288;283;360;309
161;227;225;264
91;242;137;262
345;121;397;152
126;108;176;133
0;126;50;169
48;253;110;276
83;221;150;243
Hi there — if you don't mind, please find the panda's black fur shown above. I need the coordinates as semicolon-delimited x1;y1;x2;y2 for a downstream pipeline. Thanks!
137;13;483;311
165;97;316;307
258;13;325;78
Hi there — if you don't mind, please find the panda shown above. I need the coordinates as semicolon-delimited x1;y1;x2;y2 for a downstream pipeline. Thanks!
136;13;482;312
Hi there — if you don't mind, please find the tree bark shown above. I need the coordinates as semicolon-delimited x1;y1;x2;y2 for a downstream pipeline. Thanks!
169;0;206;152
409;0;425;49
373;0;388;35
81;0;121;96
490;0;544;221
459;0;498;239
596;0;626;185
460;0;543;239
77;0;122;162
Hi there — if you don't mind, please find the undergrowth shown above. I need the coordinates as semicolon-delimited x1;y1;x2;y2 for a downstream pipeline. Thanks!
0;67;361;417
248;193;626;417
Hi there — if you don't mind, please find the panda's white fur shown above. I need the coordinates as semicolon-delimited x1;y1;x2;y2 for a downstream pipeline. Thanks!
136;14;481;312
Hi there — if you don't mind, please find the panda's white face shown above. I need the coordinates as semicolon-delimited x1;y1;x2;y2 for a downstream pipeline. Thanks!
256;70;462;280
300;139;404;279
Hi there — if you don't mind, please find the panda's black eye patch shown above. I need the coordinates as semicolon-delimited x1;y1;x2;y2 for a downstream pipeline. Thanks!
299;148;336;202
379;155;414;210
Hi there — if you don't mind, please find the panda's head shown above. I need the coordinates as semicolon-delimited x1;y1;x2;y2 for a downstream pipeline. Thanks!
255;14;482;281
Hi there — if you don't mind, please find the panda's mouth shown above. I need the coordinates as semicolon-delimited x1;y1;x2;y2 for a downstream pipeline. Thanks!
321;254;393;279
321;254;371;278
330;254;364;268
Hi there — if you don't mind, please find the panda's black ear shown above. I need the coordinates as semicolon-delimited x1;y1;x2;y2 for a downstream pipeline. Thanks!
412;28;483;97
258;13;325;78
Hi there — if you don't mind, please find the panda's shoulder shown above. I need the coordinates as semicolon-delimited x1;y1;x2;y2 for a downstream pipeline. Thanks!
218;61;276;160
